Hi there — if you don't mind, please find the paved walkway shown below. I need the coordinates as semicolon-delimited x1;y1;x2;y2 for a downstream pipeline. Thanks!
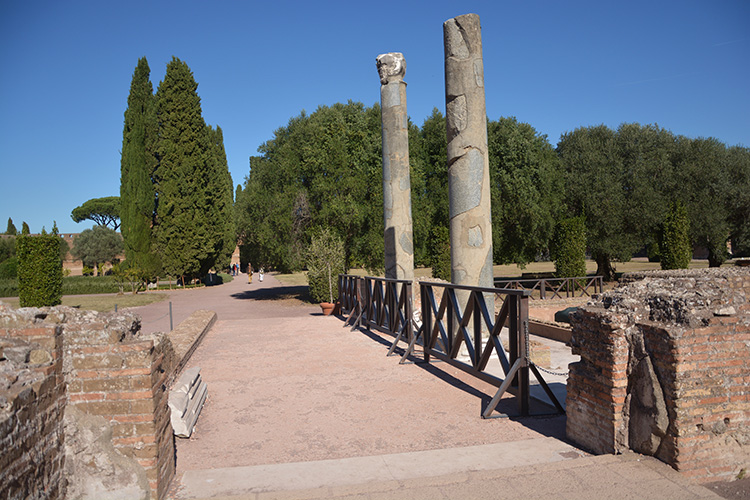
126;273;725;500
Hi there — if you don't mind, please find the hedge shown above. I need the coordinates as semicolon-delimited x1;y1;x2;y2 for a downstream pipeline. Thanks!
17;234;63;307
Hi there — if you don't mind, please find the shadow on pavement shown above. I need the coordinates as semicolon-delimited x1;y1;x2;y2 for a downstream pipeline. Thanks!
351;325;568;441
230;285;312;303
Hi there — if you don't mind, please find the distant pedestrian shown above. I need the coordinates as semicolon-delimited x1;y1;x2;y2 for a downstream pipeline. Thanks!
259;267;264;282
248;264;253;284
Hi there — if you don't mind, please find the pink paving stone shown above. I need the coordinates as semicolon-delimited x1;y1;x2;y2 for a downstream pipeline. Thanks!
127;273;566;475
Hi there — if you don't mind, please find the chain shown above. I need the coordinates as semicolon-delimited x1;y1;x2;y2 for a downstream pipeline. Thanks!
531;362;569;377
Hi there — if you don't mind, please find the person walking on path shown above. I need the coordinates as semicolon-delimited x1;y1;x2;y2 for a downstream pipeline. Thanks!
247;264;253;284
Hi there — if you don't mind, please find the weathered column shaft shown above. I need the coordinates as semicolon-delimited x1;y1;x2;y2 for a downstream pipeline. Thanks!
377;52;414;280
444;14;493;290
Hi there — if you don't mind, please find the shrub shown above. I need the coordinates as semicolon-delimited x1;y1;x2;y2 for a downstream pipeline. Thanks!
0;257;18;279
306;228;346;303
0;278;18;298
63;275;121;295
551;216;587;278
17;233;63;307
430;225;451;281
660;200;691;270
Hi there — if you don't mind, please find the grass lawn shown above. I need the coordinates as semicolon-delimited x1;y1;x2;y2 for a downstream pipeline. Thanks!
1;292;168;312
274;257;730;286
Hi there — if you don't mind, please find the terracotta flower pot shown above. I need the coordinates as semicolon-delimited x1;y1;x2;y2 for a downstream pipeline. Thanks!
320;302;335;316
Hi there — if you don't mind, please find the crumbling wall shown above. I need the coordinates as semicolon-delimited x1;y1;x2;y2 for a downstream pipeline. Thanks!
62;309;176;500
0;307;66;500
566;267;750;482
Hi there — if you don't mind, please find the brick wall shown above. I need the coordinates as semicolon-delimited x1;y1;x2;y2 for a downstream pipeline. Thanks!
62;310;177;500
567;267;750;482
0;312;66;499
0;304;214;499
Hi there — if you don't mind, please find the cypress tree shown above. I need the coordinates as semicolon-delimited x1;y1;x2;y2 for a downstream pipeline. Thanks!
551;216;587;278
154;57;218;279
660;200;692;270
120;57;158;277
206;125;236;271
6;218;17;235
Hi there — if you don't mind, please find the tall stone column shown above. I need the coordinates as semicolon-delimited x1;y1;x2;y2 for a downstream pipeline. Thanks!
444;14;494;292
377;52;414;281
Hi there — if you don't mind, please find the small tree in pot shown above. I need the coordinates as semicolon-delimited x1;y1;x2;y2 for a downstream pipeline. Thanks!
306;228;346;314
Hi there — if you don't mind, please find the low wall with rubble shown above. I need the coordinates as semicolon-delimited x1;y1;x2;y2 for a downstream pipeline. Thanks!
0;317;66;499
0;303;216;500
566;267;750;482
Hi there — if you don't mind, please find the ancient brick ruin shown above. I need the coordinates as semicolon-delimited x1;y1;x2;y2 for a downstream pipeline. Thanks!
567;267;750;482
0;304;214;499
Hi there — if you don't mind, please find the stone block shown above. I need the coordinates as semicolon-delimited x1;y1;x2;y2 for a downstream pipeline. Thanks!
168;366;207;438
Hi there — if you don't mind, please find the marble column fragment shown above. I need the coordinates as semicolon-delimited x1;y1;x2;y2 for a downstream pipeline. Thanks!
377;52;414;280
443;14;494;291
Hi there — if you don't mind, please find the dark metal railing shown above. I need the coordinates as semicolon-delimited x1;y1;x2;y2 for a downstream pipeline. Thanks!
402;282;564;418
493;276;603;300
340;275;565;418
339;275;415;356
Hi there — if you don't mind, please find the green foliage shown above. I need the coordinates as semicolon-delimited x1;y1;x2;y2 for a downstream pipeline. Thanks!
71;226;123;270
0;257;18;279
726;146;750;257
429;225;451;281
0;236;15;263
488;117;562;266
673;137;730;267
16;233;63;307
154;56;234;280
81;266;94;276
112;261;147;294
5;218;17;235
551;216;587;278
557;125;635;280
62;275;121;295
411;108;448;266
306;228;346;303
205;125;236;271
120;57;159;277
21;222;29;235
71;197;121;230
0;278;17;297
236;102;383;273
660;200;692;270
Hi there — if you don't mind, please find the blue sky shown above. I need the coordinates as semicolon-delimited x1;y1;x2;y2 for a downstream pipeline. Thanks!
1;0;748;234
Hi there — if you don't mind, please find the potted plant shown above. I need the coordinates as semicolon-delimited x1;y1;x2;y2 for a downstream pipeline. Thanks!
306;228;346;315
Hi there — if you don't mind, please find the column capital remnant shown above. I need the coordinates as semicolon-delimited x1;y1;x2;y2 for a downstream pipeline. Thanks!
376;52;406;85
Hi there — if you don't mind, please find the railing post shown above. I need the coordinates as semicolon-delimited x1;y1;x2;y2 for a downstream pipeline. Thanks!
422;282;431;363
518;294;530;416
540;279;546;300
509;295;518;388
473;292;481;368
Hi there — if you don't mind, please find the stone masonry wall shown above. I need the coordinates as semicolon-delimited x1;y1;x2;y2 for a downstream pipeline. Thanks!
0;308;66;500
566;267;750;482
0;304;218;500
62;309;177;500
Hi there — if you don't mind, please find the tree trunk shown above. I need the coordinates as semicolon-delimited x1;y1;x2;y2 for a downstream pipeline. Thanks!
595;254;617;282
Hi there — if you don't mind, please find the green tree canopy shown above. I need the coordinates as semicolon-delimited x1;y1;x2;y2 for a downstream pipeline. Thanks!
154;56;234;279
660;200;691;270
120;57;159;277
5;218;17;235
236;101;384;273
71;196;121;230
557;125;636;280
673;136;731;267
71;225;123;270
488;116;562;266
725;146;750;257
